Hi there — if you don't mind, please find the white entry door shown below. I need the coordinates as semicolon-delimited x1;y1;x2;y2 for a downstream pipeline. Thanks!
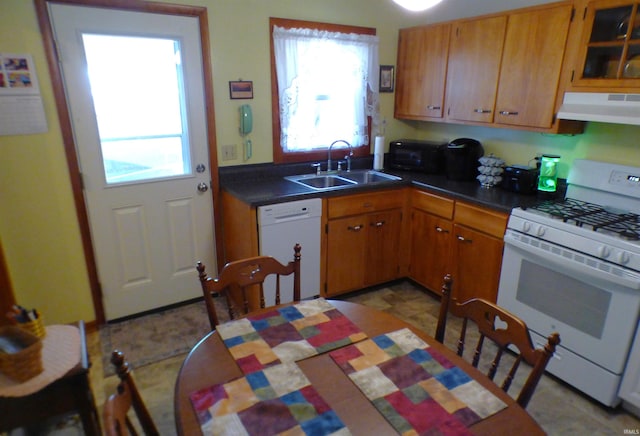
49;4;216;320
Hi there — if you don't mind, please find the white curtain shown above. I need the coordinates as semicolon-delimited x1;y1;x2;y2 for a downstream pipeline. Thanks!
273;25;380;152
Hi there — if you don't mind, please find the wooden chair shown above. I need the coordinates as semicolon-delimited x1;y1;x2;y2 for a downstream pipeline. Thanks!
197;243;301;329
434;274;560;409
102;350;159;436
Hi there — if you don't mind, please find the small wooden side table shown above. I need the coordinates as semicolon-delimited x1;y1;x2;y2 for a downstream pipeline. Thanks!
0;321;101;435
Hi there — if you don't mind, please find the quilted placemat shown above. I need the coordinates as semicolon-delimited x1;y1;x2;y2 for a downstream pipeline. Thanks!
190;362;351;436
217;298;367;374
329;328;507;436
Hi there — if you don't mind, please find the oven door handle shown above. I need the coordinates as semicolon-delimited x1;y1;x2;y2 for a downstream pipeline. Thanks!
504;234;640;290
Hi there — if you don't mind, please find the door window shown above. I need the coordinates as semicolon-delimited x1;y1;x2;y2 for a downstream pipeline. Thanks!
82;34;190;184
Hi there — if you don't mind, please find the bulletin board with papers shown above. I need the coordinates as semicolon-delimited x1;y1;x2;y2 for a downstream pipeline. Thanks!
0;53;48;136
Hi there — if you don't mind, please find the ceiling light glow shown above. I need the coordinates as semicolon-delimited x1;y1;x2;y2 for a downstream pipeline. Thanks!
393;0;443;12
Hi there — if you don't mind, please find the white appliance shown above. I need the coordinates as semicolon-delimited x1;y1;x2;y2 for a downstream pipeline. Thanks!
258;198;322;303
497;159;640;407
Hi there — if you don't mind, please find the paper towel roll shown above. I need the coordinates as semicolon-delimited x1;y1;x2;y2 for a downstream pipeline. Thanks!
374;136;385;170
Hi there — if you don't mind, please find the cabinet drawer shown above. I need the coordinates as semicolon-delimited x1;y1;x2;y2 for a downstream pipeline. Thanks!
454;201;508;238
328;189;404;218
411;189;454;219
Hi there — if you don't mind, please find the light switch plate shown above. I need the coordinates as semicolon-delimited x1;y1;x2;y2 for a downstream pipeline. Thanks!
222;144;237;161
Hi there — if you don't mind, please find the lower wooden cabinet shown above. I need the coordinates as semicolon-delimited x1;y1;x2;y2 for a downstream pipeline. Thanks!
451;223;505;302
410;208;453;293
325;190;405;297
409;189;507;303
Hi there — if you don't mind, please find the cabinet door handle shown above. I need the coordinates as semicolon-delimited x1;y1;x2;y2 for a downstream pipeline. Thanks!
348;224;364;231
474;108;492;113
456;234;472;243
372;220;386;227
435;226;449;233
499;110;519;116
427;105;441;110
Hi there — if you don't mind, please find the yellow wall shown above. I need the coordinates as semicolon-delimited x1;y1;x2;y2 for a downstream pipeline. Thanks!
2;0;640;325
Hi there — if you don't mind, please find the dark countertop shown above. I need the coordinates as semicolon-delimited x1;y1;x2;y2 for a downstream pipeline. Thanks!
219;159;562;213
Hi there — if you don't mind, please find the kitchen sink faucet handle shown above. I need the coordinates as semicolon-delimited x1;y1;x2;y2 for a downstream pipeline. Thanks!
311;162;322;175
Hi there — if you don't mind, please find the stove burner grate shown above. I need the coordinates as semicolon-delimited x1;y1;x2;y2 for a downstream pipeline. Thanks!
532;198;603;220
527;198;640;239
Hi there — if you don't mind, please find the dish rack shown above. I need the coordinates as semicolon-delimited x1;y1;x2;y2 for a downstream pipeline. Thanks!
0;326;43;382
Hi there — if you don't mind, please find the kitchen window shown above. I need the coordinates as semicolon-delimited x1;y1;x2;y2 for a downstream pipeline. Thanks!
270;18;379;164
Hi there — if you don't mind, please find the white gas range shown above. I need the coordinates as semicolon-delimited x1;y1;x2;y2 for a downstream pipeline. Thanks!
497;159;640;408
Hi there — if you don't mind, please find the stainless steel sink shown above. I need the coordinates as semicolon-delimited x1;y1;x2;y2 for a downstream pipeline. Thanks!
285;170;401;190
340;170;401;184
284;174;357;190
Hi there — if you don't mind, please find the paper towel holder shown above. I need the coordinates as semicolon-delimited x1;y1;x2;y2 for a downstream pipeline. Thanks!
374;135;385;170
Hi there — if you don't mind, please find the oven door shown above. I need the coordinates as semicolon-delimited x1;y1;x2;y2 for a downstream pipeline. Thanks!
498;229;640;374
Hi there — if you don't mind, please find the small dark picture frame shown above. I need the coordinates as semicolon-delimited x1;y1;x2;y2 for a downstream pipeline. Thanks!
229;80;253;99
379;65;394;93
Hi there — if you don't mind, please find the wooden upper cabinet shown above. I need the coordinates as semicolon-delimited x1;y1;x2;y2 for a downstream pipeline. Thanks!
446;16;507;123
394;23;450;120
495;4;573;128
571;0;640;89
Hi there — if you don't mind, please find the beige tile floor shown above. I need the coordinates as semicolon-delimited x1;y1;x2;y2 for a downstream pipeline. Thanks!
79;280;640;435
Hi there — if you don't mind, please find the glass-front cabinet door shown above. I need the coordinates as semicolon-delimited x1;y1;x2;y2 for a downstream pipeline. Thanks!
575;0;640;87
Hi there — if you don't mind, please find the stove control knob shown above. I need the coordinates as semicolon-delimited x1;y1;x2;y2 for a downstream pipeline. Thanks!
522;221;531;233
617;251;631;265
536;226;546;237
597;246;611;258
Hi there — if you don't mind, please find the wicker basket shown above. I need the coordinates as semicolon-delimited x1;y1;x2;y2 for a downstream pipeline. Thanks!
17;316;46;339
0;326;43;382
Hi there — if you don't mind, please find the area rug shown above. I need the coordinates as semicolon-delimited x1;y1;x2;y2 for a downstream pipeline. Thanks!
99;297;229;377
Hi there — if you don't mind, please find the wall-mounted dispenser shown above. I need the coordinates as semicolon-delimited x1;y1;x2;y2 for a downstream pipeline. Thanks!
239;104;252;160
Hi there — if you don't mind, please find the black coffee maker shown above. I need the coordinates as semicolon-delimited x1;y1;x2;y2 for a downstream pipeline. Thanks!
444;138;484;181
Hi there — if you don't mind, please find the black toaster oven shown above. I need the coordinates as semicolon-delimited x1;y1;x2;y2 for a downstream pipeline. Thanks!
389;139;447;173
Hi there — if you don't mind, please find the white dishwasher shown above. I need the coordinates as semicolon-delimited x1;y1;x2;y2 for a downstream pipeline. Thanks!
257;198;322;302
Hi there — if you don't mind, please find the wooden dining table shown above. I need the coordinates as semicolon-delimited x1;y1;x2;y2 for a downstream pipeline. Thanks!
174;300;545;435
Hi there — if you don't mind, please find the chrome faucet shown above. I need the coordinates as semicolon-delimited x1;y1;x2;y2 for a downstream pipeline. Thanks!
328;140;353;172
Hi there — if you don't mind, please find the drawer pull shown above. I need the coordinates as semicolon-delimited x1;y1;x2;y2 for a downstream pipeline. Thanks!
457;235;472;243
348;224;364;231
427;105;441;110
474;108;492;114
372;220;386;227
499;110;519;116
435;226;449;233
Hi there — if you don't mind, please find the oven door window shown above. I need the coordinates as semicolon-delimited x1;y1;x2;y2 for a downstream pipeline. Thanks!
517;260;610;339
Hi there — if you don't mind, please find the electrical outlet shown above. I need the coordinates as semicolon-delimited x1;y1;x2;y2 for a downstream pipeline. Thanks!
222;144;238;161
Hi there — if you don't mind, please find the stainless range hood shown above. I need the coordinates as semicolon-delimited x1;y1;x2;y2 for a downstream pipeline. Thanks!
557;92;640;125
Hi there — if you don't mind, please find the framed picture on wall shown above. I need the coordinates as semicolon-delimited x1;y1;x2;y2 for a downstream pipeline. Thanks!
379;65;394;93
229;80;253;99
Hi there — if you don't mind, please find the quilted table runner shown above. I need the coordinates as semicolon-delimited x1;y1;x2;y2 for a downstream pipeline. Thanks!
217;298;367;374
329;328;507;436
190;362;350;436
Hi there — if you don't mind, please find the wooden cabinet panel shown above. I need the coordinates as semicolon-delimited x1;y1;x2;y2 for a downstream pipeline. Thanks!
366;210;402;285
446;16;507;123
411;189;454;219
328;189;404;218
451;223;505;303
410;209;452;293
326;216;367;296
454;202;508;238
395;24;450;120
495;4;573;128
